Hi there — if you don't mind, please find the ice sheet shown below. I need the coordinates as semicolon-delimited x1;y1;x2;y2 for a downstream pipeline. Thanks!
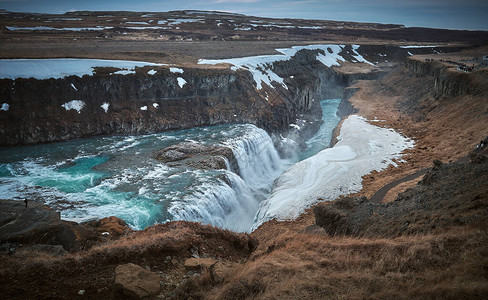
252;115;414;230
0;58;164;80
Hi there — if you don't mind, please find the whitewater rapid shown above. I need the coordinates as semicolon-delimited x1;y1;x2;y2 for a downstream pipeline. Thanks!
0;124;288;232
252;115;414;230
0;99;343;232
168;125;286;232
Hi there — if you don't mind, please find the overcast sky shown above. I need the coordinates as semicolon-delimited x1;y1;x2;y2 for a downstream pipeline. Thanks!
1;0;487;30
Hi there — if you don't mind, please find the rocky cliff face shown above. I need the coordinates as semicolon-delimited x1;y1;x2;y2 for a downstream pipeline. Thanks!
0;67;291;145
0;46;386;146
405;58;488;98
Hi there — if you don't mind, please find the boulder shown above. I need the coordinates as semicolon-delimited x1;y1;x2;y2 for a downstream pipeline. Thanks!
0;199;98;250
84;216;132;237
155;142;239;172
114;263;161;299
184;257;218;271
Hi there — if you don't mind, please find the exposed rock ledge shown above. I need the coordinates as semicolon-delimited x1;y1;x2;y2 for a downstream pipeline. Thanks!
154;142;239;173
0;199;131;251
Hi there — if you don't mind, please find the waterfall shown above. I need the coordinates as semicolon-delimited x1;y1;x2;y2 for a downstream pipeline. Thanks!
168;124;287;232
168;171;258;232
224;124;285;193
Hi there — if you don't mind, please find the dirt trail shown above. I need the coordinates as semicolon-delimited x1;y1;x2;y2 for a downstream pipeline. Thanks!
369;167;431;203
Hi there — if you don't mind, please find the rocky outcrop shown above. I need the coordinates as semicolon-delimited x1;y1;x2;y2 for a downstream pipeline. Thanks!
405;58;488;98
336;87;359;118
0;199;99;250
114;263;161;299
155;142;239;172
84;216;132;238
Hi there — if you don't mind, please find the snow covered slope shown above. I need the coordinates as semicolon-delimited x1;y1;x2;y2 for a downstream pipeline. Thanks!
199;44;373;90
0;59;164;80
252;115;414;230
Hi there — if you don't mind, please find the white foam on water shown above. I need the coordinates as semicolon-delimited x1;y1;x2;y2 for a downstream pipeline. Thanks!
168;171;258;232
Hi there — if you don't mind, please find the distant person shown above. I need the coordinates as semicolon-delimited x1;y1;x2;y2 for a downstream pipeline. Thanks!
24;198;28;208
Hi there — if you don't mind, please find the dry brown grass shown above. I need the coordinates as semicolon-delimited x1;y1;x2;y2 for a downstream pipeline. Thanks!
201;228;488;299
0;221;256;299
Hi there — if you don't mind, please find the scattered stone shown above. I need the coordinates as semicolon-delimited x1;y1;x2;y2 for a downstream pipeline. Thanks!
114;263;161;299
184;257;218;271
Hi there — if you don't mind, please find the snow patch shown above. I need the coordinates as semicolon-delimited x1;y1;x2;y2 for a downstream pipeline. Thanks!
0;59;164;80
100;102;109;113
6;26;113;31
126;26;168;30
177;77;187;88
125;21;149;25
140;106;148;111
289;124;300;130
1;103;9;111
147;69;157;75
400;45;440;48
112;69;135;75
252;115;414;230
198;44;369;90
170;67;184;74
153;103;159;109
61;100;85;113
351;45;375;66
70;83;78;91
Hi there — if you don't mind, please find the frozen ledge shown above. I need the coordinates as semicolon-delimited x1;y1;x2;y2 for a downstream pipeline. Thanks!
0;58;165;80
251;114;414;230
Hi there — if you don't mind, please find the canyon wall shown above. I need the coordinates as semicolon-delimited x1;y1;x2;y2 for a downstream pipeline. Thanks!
0;46;408;146
405;58;488;98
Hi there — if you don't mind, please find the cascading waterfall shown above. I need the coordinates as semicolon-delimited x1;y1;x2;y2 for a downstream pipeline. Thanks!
169;171;259;232
224;125;285;192
168;124;287;232
0;99;340;232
